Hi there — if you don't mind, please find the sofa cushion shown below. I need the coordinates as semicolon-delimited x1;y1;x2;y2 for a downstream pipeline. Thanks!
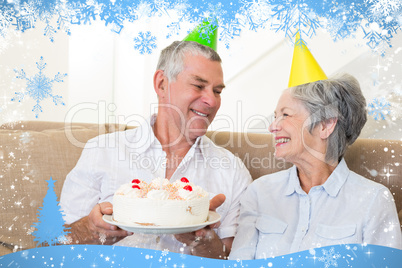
0;125;103;255
344;138;402;219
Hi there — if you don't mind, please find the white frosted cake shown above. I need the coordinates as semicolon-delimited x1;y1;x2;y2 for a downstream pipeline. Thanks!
113;177;210;226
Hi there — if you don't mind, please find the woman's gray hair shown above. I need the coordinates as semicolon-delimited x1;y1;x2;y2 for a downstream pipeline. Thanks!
156;41;221;81
289;73;367;163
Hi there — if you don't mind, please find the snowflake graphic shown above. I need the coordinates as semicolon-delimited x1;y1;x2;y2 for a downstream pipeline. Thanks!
134;31;157;54
0;0;402;54
166;10;190;39
195;19;219;45
99;232;106;244
68;0;99;25
167;19;184;39
240;0;271;31
368;0;401;17
19;132;31;144
324;3;360;41
0;3;15;37
204;2;227;25
0;0;402;53
318;247;341;268
57;234;70;244
17;1;37;33
98;0;127;34
362;25;393;56
271;2;321;41
161;249;169;256
18;0;59;42
11;56;67;118
0;33;12;54
134;0;170;18
56;4;73;36
368;98;392;120
219;19;243;49
158;248;171;264
147;0;170;17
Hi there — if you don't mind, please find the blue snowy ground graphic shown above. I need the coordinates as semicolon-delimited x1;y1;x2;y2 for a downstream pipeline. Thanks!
0;244;401;267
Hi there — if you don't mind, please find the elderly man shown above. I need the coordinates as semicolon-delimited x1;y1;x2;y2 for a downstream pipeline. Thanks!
60;40;252;259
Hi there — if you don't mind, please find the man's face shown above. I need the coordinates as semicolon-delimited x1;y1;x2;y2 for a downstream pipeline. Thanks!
163;53;224;142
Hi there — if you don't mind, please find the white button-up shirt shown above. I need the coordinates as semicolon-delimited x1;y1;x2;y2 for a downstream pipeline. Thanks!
60;115;252;254
229;159;402;260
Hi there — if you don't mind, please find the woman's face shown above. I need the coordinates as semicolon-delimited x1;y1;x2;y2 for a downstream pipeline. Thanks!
268;90;321;164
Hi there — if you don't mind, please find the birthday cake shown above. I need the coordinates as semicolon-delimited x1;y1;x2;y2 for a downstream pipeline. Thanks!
113;177;210;226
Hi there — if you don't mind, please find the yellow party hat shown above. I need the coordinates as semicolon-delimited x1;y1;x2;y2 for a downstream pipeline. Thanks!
288;31;327;88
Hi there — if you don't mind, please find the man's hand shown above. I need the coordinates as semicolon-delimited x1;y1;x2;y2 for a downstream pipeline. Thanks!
65;202;131;245
174;194;233;259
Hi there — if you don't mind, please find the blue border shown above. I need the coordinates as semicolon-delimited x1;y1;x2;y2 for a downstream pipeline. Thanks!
1;0;401;54
1;244;401;267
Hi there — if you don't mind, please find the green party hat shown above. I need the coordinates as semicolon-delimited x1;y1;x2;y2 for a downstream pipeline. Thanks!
183;19;218;51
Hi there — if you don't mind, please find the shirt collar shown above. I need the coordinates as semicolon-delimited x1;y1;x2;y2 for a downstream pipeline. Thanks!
183;135;204;161
198;135;229;161
285;166;302;196
284;158;350;197
322;158;349;197
133;114;206;160
130;114;158;155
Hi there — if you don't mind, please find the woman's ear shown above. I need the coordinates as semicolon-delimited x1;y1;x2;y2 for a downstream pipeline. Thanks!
320;118;338;139
153;69;167;98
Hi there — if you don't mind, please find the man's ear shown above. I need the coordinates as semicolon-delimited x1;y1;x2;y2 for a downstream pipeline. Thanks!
153;69;167;98
320;118;337;139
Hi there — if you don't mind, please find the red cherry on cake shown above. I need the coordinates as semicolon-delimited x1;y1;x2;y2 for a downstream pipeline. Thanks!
183;185;192;191
180;177;189;183
131;179;141;184
132;185;140;189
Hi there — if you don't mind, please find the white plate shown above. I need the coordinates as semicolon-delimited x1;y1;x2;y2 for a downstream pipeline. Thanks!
102;211;221;235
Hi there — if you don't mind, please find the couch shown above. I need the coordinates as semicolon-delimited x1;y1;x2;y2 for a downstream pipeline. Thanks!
1;120;401;256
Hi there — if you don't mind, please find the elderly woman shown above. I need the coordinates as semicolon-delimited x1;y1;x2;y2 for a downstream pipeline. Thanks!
229;73;401;260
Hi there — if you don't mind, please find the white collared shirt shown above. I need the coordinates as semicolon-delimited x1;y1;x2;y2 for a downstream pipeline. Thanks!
60;115;252;253
229;159;402;260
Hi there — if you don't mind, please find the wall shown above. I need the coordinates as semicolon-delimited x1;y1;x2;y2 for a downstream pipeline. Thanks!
0;19;69;123
1;18;400;141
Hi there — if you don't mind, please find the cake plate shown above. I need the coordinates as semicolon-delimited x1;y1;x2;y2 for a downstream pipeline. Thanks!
103;211;221;234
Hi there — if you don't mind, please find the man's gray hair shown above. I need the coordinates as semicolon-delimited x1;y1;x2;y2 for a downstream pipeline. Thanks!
156;41;222;81
289;73;367;163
